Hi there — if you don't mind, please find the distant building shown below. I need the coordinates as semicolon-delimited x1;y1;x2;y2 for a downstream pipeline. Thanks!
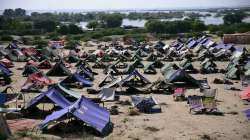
223;32;250;44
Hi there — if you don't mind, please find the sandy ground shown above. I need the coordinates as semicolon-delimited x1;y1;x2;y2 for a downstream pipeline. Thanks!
1;41;250;140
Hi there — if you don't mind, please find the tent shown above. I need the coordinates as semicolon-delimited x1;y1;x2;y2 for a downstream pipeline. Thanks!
144;62;157;74
119;70;151;87
164;69;199;87
21;72;52;92
46;61;71;76
99;72;116;87
200;58;218;73
61;73;93;88
77;65;95;81
5;49;27;62
161;63;179;75
37;60;52;69
0;58;14;68
131;95;160;113
98;88;116;101
187;40;197;48
146;52;157;62
0;63;12;85
131;59;144;68
39;96;111;134
225;66;240;80
239;85;250;101
244;109;250;120
24;87;72;110
179;58;194;72
22;64;40;77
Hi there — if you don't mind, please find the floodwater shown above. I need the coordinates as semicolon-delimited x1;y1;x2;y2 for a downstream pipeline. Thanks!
78;16;250;29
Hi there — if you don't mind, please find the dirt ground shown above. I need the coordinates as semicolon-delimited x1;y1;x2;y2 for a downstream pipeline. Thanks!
1;41;250;140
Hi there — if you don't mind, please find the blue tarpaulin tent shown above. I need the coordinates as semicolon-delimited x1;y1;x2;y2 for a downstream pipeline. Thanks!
39;96;110;134
25;87;72;109
0;63;12;76
244;109;250;120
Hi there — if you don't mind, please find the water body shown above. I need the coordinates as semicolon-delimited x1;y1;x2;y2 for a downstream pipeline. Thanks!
78;16;250;29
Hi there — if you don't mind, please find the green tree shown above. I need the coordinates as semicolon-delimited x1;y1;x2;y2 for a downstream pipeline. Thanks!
14;8;26;17
145;20;165;33
86;20;99;30
223;11;247;25
3;9;15;17
68;24;82;34
101;14;123;28
34;20;58;32
57;25;69;34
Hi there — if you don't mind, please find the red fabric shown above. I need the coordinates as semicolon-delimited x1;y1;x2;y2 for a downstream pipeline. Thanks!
174;88;184;96
27;60;38;66
0;58;14;68
22;48;38;56
37;60;52;69
240;85;250;100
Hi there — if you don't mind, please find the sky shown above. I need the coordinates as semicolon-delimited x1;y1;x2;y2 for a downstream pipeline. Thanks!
1;0;250;11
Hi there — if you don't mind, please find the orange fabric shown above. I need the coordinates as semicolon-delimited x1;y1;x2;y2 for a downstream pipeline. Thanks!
240;85;250;100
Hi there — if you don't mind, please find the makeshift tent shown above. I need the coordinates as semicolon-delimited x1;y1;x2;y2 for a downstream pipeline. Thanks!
22;64;40;77
46;61;71;76
239;85;250;101
131;95;160;113
131;59;144;68
161;63;179;75
37;60;52;69
144;63;157;74
153;59;164;68
61;73;93;88
0;58;14;68
98;88;116;101
99;72;116;87
225;66;240;80
119;70;151;87
39;96;111;134
0;63;12;85
146;53;157;61
21;72;52;92
164;69;199;87
179;58;195;72
24;87;72;110
77;65;95;81
200;58;218;73
5;49;27;62
187;40;197;48
244;109;250;120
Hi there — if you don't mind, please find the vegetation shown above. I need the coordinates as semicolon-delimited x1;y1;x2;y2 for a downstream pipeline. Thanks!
223;11;247;25
145;18;206;34
0;35;13;41
0;8;250;43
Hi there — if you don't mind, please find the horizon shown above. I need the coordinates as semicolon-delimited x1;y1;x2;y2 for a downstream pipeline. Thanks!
1;0;250;11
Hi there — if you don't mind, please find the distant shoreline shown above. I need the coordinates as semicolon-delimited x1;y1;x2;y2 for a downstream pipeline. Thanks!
1;6;250;15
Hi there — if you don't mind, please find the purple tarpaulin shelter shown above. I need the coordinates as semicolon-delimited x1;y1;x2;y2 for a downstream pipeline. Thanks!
73;73;93;87
187;40;197;48
40;96;110;134
25;87;72;109
0;63;12;76
119;70;151;85
244;109;250;120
